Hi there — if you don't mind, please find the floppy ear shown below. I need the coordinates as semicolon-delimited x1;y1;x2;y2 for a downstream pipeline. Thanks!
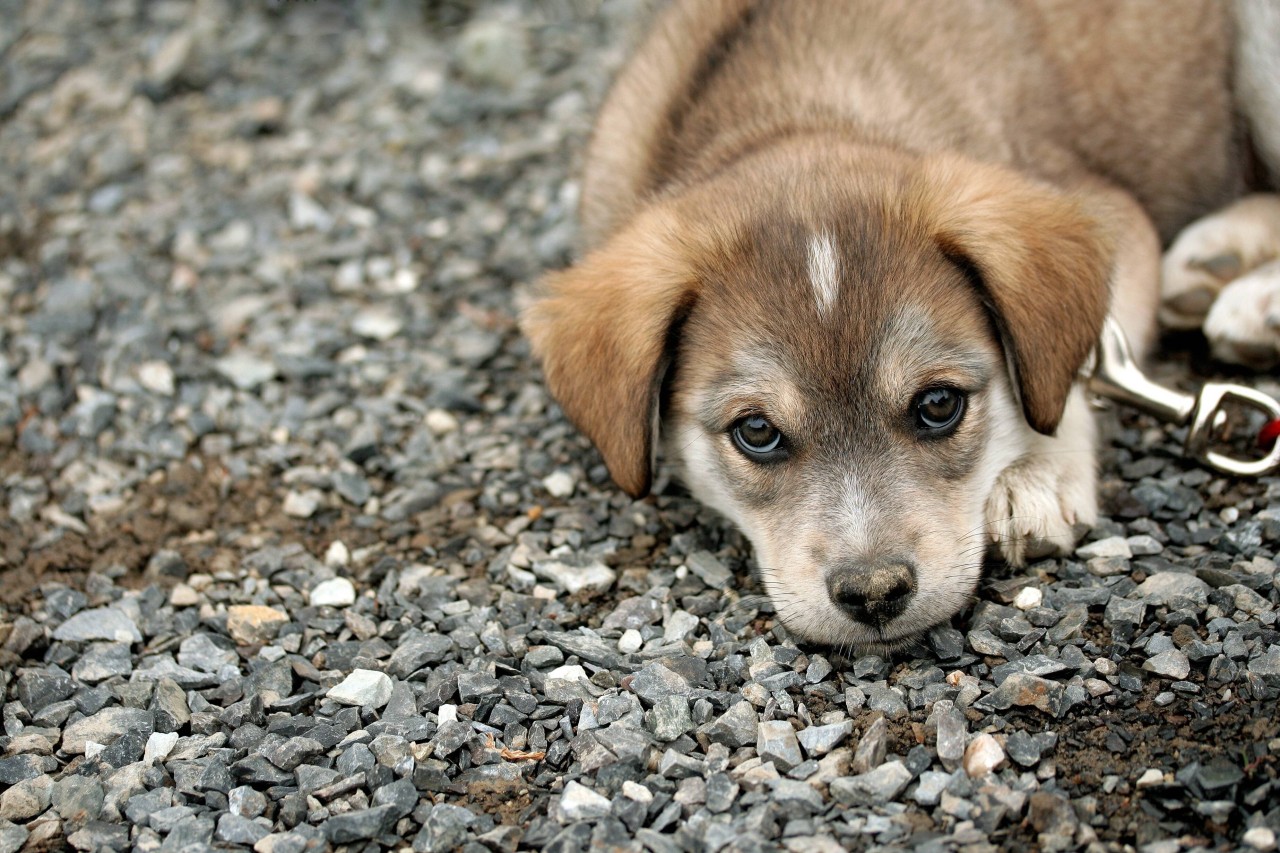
920;156;1114;434
521;205;699;497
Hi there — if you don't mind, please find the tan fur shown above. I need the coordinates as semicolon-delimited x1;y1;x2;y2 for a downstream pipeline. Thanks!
581;1;1244;247
917;155;1114;432
522;202;702;496
579;0;754;248
522;0;1277;646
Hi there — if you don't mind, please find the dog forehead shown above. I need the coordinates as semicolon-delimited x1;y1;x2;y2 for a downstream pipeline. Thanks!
680;204;1000;402
691;282;988;403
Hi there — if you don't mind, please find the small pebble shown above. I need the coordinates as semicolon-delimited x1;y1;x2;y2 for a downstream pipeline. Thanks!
556;781;610;823
1243;827;1277;851
137;361;176;395
324;540;350;568
618;630;643;654
327;669;393;708
963;733;1006;778
1076;536;1131;560
621;781;653;804
1143;650;1191;680
282;489;322;519
226;606;290;646
1136;768;1164;788
309;578;356;608
1013;586;1043;610
542;470;576;498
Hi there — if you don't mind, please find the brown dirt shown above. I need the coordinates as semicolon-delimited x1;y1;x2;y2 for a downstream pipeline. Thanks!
0;429;424;607
460;781;540;827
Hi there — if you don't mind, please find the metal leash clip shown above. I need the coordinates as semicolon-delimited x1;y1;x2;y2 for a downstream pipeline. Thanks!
1082;317;1280;477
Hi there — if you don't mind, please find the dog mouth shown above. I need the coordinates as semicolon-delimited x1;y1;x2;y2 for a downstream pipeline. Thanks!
764;586;950;652
756;555;977;652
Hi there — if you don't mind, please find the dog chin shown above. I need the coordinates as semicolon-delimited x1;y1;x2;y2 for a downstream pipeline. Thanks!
774;608;949;655
758;573;972;653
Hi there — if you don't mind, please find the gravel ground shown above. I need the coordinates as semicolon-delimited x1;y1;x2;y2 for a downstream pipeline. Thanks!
2;2;1280;851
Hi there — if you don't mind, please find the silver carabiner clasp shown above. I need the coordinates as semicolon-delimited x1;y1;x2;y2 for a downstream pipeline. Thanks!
1083;317;1280;477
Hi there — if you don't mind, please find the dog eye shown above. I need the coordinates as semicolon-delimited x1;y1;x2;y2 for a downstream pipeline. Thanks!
731;414;784;458
914;387;966;435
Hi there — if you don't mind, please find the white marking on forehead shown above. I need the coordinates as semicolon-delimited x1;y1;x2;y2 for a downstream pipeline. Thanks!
808;232;840;315
840;472;874;554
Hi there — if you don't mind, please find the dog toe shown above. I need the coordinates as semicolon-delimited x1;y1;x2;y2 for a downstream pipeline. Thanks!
985;455;1094;567
1203;260;1280;368
1161;195;1280;330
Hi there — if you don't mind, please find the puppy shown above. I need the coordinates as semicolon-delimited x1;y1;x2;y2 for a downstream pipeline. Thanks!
523;0;1280;650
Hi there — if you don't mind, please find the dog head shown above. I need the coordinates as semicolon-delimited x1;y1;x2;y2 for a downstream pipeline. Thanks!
523;144;1112;648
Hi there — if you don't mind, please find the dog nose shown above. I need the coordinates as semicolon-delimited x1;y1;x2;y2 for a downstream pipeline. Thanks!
827;560;917;626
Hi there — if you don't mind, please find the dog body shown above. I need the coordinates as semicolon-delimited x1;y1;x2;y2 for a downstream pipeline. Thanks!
525;0;1280;648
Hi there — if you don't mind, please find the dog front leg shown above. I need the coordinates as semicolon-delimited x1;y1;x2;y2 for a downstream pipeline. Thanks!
985;385;1098;565
1160;195;1280;367
985;186;1161;565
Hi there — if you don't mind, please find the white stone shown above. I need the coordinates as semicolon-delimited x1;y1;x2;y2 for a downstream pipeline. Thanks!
148;29;194;87
53;607;142;644
18;358;53;394
1013;586;1042;610
170;584;199;607
1136;768;1164;788
289;192;333;231
259;645;286;662
911;770;951;806
1087;556;1130;577
327;669;394;708
309;578;356;608
137;360;176;395
663;610;700;644
532;559;616;595
352;307;403;341
214;352;277;390
456;17;528;89
324;540;350;568
1243;827;1277;851
546;664;588;684
618;629;643;654
282;489;322;519
84;742;105;760
437;704;458;724
425;409;458;435
1127;535;1164;556
544;665;591;702
1133;572;1211;606
386;268;419;294
333;259;363;292
556;780;611;823
621;780;653;804
962;733;1006;778
1076;536;1131;560
144;731;179;764
1084;678;1112;697
1143;649;1191;680
542;470;576;498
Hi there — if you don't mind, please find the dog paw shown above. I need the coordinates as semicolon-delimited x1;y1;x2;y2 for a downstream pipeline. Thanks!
1160;195;1280;330
985;454;1097;567
1203;259;1280;368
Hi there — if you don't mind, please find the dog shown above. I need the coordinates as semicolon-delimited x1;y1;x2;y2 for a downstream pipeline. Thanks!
522;0;1280;650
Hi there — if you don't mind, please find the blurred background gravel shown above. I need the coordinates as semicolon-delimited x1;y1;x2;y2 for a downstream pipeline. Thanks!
1;1;1278;851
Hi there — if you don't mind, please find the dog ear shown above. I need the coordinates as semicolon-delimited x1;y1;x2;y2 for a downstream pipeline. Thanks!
521;205;699;497
920;156;1114;434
